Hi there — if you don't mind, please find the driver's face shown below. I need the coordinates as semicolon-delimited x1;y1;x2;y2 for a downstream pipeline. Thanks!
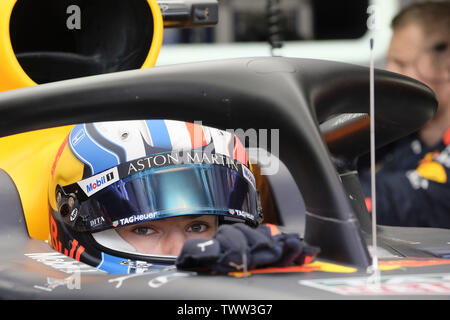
115;215;217;256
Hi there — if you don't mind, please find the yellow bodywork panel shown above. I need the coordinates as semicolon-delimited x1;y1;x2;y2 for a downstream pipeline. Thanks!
0;0;35;92
0;0;163;92
0;126;74;240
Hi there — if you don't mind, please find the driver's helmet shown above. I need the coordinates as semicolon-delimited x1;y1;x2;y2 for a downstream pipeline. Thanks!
48;120;263;274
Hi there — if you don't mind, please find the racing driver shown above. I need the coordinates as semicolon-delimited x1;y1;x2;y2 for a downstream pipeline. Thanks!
49;119;317;274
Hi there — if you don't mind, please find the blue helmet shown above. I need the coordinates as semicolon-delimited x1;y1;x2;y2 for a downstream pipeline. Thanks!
49;120;263;274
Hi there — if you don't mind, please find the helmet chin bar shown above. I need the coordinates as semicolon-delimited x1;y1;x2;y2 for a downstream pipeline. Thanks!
91;230;178;265
92;229;137;254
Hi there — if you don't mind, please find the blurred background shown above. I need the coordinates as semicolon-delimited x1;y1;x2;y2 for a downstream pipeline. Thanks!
157;0;420;68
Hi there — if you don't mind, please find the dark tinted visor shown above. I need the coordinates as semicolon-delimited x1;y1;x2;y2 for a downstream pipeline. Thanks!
59;163;261;232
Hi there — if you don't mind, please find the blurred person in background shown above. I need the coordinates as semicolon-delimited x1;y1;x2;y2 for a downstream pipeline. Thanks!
359;1;450;228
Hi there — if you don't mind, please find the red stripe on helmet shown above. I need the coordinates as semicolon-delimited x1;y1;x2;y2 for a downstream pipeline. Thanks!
233;136;248;165
185;122;207;148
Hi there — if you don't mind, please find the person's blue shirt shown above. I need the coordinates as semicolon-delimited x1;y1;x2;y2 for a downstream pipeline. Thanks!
358;128;450;228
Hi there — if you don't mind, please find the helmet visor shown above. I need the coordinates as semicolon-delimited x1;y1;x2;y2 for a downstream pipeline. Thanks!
59;158;261;232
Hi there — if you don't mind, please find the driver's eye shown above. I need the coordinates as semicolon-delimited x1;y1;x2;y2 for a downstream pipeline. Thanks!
187;223;208;233
133;227;155;236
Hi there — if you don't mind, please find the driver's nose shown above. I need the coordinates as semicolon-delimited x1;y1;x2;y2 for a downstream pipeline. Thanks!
161;230;187;256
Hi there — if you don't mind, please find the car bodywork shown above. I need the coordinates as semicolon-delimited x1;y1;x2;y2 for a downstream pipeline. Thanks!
0;0;449;300
1;56;450;299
